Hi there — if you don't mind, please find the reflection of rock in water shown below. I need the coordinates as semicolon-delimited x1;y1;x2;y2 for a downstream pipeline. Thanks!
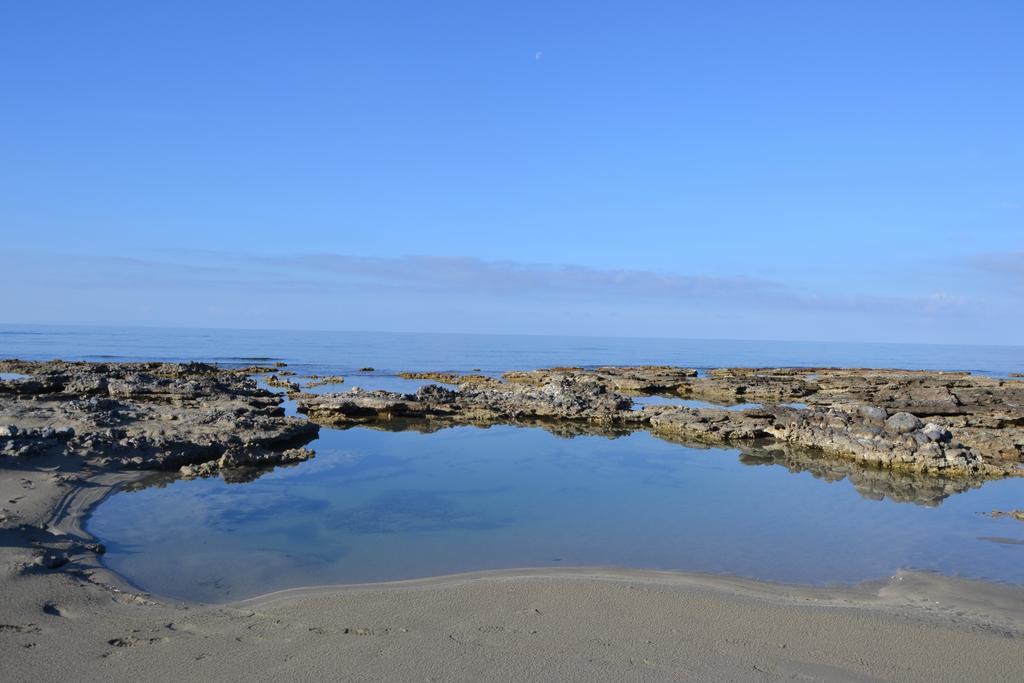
123;411;998;509
122;460;309;490
737;444;984;507
330;416;636;441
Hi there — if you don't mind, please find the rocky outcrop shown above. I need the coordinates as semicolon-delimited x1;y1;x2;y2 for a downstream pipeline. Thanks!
645;404;990;474
0;360;318;477
504;365;698;394
179;447;314;479
399;371;460;384
299;373;632;427
986;509;1024;521
398;371;501;387
2;360;1021;482
802;370;1024;464
298;365;1022;479
264;374;302;392
0;425;76;458
686;368;818;404
303;374;346;388
646;407;776;443
764;405;983;475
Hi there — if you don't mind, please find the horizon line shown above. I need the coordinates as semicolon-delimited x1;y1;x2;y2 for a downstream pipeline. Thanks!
1;320;1021;351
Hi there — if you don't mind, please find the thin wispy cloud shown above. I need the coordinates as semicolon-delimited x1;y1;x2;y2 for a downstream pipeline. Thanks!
248;252;982;316
2;250;975;317
972;251;1024;280
254;253;786;302
0;249;1010;342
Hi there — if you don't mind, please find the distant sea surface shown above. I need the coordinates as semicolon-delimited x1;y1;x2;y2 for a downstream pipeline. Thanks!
1;324;1022;376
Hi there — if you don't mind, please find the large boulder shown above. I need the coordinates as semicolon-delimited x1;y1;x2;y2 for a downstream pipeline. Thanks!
885;412;923;434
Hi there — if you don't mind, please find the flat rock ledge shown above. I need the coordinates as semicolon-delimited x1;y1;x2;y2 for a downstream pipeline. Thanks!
649;406;982;475
298;366;1024;478
0;360;319;478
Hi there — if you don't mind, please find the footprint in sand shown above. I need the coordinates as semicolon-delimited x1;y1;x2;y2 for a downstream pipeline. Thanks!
42;603;65;617
107;633;168;648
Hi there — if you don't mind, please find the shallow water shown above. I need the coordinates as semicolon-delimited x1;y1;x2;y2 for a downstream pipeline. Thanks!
0;373;28;380
87;424;1024;603
302;374;453;395
632;396;762;410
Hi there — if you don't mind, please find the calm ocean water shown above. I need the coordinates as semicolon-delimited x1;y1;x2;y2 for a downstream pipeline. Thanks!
2;324;1022;376
6;324;1023;601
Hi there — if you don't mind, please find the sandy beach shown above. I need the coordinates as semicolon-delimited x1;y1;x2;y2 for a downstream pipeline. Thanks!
3;408;1023;681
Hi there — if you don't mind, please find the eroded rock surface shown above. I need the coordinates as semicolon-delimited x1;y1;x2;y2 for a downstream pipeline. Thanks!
300;374;634;427
504;365;698;394
0;360;318;475
303;374;346;388
298;366;1023;478
3;360;1021;484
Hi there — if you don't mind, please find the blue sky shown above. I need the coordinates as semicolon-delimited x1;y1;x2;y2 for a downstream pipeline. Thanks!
1;1;1021;344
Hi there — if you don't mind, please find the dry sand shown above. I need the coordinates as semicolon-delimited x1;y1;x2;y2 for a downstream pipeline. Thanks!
2;460;1023;682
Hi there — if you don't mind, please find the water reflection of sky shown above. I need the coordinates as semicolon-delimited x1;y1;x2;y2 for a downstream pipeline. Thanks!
88;424;1024;603
301;374;453;395
631;396;811;411
631;395;762;410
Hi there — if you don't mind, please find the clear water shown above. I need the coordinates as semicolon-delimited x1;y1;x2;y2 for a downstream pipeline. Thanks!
632;396;762;411
87;425;1024;603
0;372;28;380
5;324;1023;602
301;374;454;395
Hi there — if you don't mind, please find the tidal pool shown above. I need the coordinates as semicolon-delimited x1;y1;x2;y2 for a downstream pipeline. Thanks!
301;374;454;395
630;396;811;411
631;396;763;410
88;425;1024;602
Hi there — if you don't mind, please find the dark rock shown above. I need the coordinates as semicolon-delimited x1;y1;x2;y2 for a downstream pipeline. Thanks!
36;552;69;569
886;412;924;434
